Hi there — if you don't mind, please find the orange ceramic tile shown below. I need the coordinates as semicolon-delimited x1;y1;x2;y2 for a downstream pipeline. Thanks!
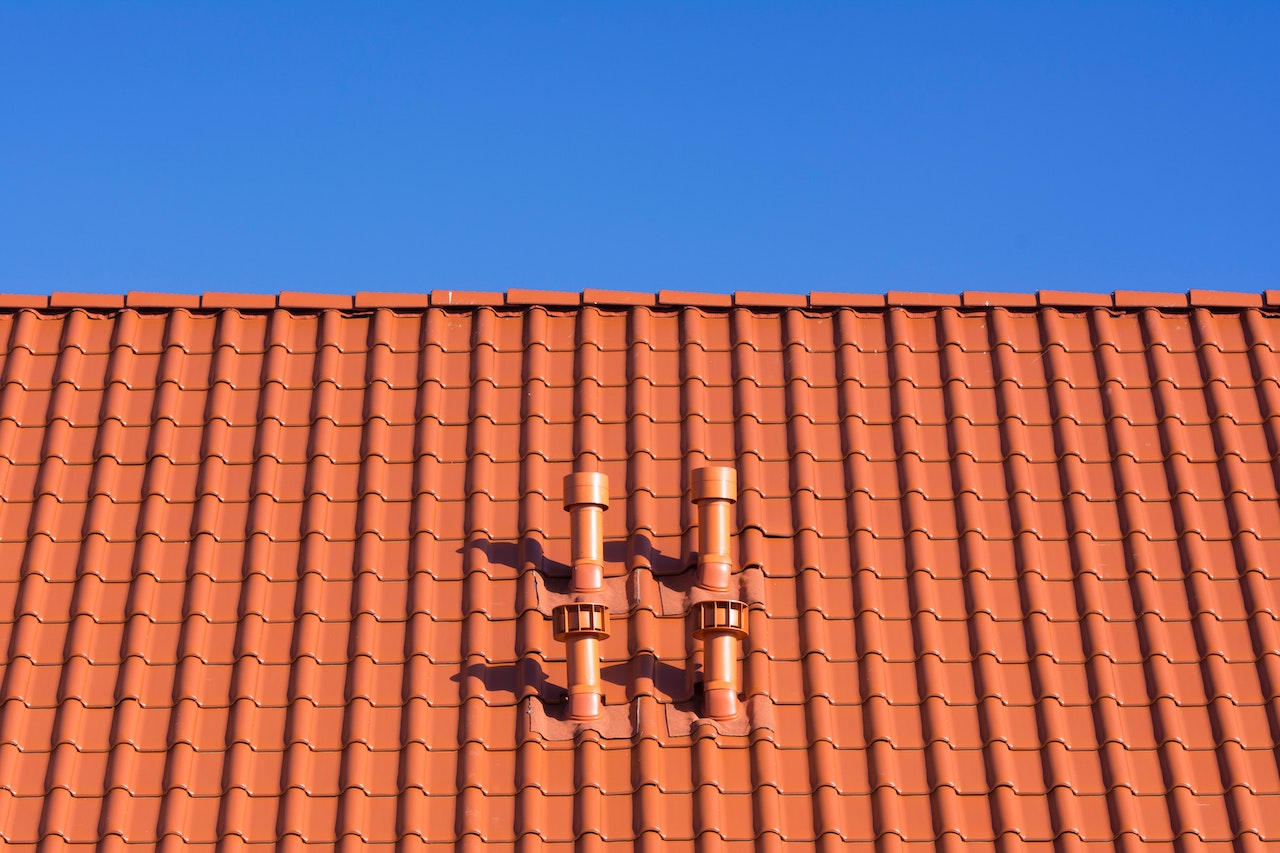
278;291;354;310
1;291;1278;851
1188;290;1263;309
353;291;432;309
1037;290;1111;308
0;293;50;309
656;290;732;308
505;289;581;307
961;291;1038;308
1113;290;1189;309
808;291;887;308
430;290;505;307
124;292;202;309
582;289;658;306
49;292;124;310
886;291;961;308
733;292;808;308
200;291;277;310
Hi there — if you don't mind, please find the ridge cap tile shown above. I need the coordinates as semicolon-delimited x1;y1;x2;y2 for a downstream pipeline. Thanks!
656;289;733;308
0;293;51;308
733;291;808;308
200;291;278;310
125;291;202;309
277;291;354;310
1264;288;1280;307
353;291;431;308
1188;289;1264;309
1113;290;1190;309
49;292;124;310
1037;289;1112;307
582;288;657;306
430;289;505;306
961;291;1038;308
807;291;886;307
887;290;962;307
505;288;582;306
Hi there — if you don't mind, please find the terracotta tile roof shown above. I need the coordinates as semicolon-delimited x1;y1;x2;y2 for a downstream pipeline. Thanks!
2;289;1280;851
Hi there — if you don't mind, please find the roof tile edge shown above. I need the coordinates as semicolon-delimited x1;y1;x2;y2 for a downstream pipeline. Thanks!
6;289;1279;312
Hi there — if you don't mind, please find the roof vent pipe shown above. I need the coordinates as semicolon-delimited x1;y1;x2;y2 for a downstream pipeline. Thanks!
552;603;610;720
563;472;608;593
692;466;737;591
692;599;749;719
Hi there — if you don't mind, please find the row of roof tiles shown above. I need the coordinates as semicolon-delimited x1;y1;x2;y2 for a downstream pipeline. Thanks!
5;565;1278;624
6;739;1278;800
4;289;1280;311
4;639;1279;709
4;694;1279;755
3;790;1274;848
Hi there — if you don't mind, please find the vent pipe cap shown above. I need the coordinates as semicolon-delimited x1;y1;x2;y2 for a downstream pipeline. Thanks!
691;599;748;639
564;472;609;510
692;466;737;503
553;602;611;640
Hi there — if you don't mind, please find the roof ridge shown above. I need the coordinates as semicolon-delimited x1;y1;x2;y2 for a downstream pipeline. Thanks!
0;288;1276;311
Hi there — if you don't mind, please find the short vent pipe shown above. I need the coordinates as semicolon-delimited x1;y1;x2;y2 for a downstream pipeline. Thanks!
692;599;748;720
552;602;610;720
553;472;611;720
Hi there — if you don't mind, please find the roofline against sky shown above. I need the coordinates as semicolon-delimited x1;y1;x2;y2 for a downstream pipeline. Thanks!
2;288;1277;312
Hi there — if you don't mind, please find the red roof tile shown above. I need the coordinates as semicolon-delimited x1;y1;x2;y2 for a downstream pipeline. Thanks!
125;291;202;309
582;288;658;307
277;290;354;310
808;291;886;308
1;290;1278;851
961;290;1038;308
1189;289;1264;309
733;291;807;308
0;294;50;309
1114;289;1189;309
1037;289;1112;307
200;291;277;310
887;290;962;307
657;289;733;308
430;289;505;306
49;291;124;310
353;291;432;309
505;288;581;306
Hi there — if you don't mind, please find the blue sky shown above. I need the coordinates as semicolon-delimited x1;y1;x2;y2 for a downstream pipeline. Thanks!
2;3;1276;296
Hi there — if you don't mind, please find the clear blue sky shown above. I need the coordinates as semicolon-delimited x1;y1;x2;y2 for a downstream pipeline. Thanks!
2;3;1276;296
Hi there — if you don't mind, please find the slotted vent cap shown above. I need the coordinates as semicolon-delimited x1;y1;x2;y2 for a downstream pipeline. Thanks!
691;599;748;638
552;602;610;640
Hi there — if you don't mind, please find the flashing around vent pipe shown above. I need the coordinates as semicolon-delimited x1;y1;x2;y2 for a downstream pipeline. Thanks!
692;466;736;592
554;472;611;720
690;465;749;719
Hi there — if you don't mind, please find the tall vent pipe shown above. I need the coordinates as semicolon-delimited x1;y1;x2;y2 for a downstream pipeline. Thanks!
552;472;611;720
690;465;749;719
